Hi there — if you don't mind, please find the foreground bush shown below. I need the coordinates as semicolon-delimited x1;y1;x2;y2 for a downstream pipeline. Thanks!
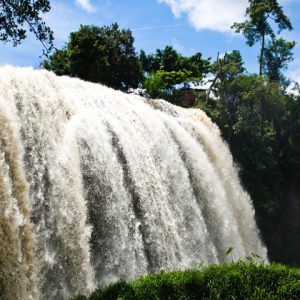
73;262;300;299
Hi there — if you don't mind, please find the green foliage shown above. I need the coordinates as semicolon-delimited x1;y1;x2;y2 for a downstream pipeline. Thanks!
90;281;136;300
203;75;284;217
140;46;210;77
203;74;284;210
43;23;142;90
140;46;210;106
144;69;194;100
73;263;300;300
211;51;245;82
200;72;300;264
43;49;70;76
280;95;300;176
263;38;296;86
232;0;293;76
0;0;53;53
207;50;245;102
232;0;292;46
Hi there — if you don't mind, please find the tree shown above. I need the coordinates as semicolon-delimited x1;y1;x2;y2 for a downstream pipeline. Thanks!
263;38;295;86
140;46;210;77
140;46;210;106
232;0;293;76
280;95;300;176
44;23;142;91
206;50;245;103
144;69;194;100
199;74;285;256
0;0;54;54
43;48;69;76
140;46;180;73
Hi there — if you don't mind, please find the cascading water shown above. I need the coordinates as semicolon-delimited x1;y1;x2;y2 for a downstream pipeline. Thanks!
0;66;267;299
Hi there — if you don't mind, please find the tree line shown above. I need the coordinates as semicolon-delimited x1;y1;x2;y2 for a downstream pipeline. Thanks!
1;0;300;265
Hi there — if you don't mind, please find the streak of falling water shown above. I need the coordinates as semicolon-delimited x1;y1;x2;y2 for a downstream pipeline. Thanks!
0;66;268;299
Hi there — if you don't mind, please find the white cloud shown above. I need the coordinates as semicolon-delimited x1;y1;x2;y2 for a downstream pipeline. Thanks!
158;0;295;33
158;0;248;33
75;0;95;13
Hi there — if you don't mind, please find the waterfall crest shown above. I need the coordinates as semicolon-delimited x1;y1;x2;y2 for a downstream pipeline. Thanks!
0;66;267;299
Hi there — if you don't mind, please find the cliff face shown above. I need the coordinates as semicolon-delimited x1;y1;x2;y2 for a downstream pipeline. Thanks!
273;176;300;265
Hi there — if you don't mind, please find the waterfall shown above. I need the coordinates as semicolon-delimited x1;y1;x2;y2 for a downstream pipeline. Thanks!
0;66;267;299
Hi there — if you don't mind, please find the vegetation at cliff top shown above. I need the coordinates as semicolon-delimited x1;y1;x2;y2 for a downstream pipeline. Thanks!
43;23;142;91
73;262;300;300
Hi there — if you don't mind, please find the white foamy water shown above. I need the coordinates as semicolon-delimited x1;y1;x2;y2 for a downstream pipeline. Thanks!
0;66;267;299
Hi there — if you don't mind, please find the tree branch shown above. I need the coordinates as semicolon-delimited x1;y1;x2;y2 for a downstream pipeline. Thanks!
206;52;227;104
1;0;52;54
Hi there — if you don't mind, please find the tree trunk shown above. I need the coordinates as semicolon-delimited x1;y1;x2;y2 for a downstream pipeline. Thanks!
206;52;227;104
259;32;265;76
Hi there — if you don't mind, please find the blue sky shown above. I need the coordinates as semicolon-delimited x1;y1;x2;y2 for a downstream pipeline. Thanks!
1;0;300;82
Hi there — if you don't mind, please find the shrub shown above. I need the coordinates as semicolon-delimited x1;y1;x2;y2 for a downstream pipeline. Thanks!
73;262;300;299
